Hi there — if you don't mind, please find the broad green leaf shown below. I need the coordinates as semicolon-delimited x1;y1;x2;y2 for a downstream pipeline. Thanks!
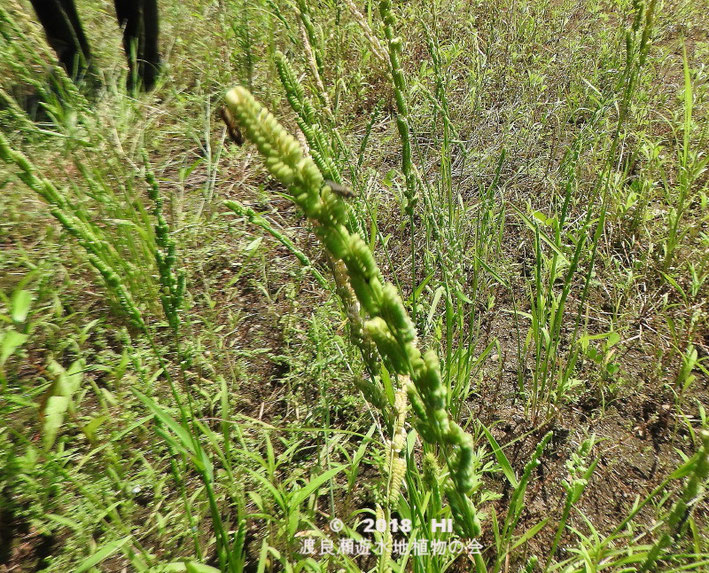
256;539;269;573
532;210;552;226
607;331;621;347
243;236;263;255
408;271;434;306
11;289;32;323
380;364;395;407
578;331;613;349
161;564;193;572
454;288;474;305
75;536;131;572
287;509;299;538
1;330;28;366
425;285;445;335
668;454;700;480
42;359;85;449
185;562;221;573
43;395;71;450
46;513;82;531
82;415;108;442
230;519;247;568
660;271;687;300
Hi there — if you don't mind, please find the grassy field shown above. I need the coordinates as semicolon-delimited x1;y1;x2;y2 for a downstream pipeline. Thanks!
1;0;708;570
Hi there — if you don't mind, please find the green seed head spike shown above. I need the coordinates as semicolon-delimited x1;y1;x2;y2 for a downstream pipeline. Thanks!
223;86;483;539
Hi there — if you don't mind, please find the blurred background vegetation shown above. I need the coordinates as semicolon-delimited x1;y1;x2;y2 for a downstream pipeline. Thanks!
1;0;707;570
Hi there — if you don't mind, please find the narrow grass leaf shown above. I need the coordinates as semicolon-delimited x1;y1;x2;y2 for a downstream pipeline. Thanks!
511;518;549;550
291;464;347;507
133;389;196;456
480;423;518;488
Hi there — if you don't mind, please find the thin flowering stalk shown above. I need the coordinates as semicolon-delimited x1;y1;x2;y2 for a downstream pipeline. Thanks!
378;0;418;321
